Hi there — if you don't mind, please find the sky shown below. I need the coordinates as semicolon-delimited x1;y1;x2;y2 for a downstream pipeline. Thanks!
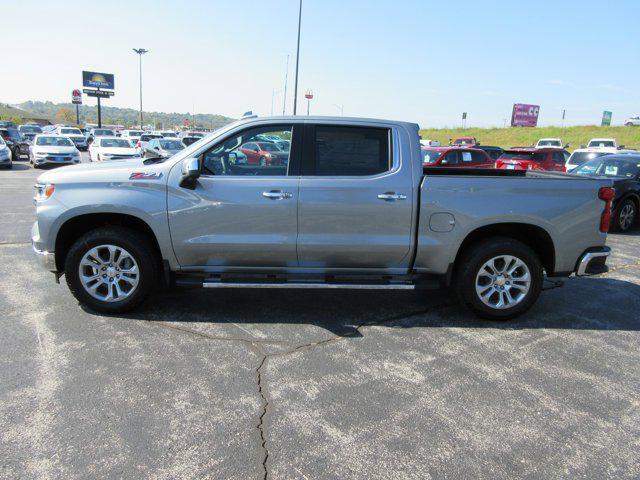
2;0;640;128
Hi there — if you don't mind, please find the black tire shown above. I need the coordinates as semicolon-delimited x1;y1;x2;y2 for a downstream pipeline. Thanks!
64;227;158;313
612;198;637;232
454;237;543;320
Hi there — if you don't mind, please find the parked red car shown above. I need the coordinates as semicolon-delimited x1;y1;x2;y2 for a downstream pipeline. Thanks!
421;147;495;168
239;141;288;166
496;148;570;172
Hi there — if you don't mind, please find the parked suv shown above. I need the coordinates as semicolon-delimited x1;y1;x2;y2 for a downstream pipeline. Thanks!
0;127;30;160
18;124;43;142
55;126;88;151
496;148;569;171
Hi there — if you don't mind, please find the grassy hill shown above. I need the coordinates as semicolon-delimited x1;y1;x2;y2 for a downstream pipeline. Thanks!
1;101;235;130
419;126;640;151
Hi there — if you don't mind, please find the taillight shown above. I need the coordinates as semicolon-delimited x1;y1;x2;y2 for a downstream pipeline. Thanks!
598;186;615;233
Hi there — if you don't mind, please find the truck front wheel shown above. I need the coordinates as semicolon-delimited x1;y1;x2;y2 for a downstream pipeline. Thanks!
64;227;158;313
455;237;543;320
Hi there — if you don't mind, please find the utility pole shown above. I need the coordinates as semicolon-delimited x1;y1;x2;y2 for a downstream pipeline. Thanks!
292;0;302;115
282;54;290;115
133;48;148;129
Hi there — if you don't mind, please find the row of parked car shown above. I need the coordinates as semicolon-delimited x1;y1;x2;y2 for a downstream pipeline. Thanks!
420;136;634;173
0;120;208;168
419;136;640;232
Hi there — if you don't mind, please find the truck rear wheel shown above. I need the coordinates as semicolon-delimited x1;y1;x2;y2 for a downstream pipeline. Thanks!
64;227;158;313
455;237;543;320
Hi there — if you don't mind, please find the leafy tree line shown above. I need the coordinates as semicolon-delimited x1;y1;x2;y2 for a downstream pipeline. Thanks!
15;101;235;129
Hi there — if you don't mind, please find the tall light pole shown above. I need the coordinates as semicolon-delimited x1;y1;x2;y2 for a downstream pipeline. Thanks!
292;0;302;115
132;48;148;129
282;54;290;115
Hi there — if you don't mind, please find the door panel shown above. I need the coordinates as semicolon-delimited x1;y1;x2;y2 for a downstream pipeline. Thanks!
168;177;299;267
167;123;300;268
297;124;413;269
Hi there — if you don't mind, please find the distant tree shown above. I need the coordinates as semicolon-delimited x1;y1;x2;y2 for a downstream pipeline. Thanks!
55;107;76;124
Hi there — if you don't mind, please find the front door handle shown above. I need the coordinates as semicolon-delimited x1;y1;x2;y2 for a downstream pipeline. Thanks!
262;190;293;200
377;192;407;201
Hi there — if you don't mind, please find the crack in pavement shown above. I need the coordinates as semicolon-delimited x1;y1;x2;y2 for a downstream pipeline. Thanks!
136;297;456;479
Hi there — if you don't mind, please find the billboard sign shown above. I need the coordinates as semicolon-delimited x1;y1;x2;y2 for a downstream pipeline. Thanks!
511;103;540;127
601;110;612;127
83;89;115;98
82;71;115;90
72;89;82;105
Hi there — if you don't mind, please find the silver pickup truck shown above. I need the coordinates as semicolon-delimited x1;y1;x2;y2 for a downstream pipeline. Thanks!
32;116;613;319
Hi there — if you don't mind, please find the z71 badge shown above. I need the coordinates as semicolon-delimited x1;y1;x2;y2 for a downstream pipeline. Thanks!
129;172;163;180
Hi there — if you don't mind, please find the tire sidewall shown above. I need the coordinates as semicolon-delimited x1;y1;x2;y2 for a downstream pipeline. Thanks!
65;228;156;313
457;239;543;320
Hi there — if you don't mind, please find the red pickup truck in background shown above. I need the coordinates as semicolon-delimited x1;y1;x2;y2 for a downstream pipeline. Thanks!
495;147;570;172
421;147;494;168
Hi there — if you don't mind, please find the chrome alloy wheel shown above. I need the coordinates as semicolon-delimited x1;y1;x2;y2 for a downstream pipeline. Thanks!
475;255;531;310
78;244;140;302
619;203;635;231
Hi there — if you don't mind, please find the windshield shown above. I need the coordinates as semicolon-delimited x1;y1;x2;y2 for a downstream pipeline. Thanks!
100;138;132;148
588;140;615;148
160;140;184;150
567;151;609;166
127;131;144;136
574;156;640;178
140;134;162;142
454;138;474;145
19;125;42;133
94;129;115;136
538;140;561;146
162;132;178;138
61;128;82;135
36;136;74;146
1;129;22;141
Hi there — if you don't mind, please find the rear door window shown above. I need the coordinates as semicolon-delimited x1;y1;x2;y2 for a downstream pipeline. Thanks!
305;125;390;176
444;151;460;165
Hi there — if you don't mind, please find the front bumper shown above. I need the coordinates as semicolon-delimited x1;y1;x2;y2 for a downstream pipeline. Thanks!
32;221;57;272
32;244;57;271
575;246;611;276
33;157;79;166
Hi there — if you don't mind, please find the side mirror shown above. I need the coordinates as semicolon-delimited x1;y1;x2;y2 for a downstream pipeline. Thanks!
618;145;625;149
180;157;200;189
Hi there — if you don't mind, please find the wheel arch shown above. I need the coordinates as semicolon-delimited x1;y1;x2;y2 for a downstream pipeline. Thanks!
452;223;556;279
54;213;163;273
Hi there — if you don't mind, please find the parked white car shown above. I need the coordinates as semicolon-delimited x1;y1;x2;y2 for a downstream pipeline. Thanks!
54;126;88;151
535;138;563;148
624;116;640;126
587;138;617;149
89;137;142;162
29;135;81;168
121;129;145;144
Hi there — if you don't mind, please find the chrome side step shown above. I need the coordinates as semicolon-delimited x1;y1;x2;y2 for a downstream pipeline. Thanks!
202;281;415;290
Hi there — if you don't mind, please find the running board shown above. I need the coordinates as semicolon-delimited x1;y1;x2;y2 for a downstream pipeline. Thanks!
202;281;415;290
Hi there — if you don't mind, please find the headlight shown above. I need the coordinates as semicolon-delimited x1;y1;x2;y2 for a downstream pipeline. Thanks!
34;183;55;202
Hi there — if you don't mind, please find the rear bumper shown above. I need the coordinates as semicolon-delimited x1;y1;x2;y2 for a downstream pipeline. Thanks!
575;246;611;276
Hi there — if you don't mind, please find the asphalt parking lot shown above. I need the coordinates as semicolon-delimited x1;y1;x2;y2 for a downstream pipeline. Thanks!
1;155;639;479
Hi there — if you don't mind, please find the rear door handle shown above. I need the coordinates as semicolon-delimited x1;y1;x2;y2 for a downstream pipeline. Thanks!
262;190;293;200
377;192;407;201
